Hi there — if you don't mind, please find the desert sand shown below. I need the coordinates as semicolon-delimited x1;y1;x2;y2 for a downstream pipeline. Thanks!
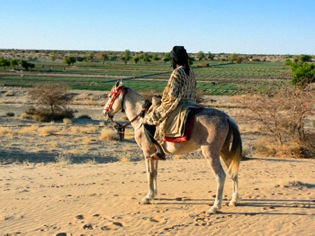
0;158;314;236
0;87;314;236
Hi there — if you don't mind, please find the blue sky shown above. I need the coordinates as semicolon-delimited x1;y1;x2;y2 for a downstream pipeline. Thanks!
1;0;314;54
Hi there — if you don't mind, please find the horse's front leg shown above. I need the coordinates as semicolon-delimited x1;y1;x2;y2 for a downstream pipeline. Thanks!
141;158;158;204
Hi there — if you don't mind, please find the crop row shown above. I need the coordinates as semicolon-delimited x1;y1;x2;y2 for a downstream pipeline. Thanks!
0;61;292;95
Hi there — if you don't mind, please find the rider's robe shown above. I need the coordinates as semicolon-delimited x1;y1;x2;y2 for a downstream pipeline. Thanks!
142;66;197;142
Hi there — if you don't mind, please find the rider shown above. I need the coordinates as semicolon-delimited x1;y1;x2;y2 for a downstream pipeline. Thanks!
142;46;197;160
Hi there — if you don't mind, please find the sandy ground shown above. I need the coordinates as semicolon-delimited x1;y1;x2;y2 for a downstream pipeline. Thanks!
0;158;314;236
0;87;314;235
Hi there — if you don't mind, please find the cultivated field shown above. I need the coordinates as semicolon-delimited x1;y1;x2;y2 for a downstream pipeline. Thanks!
0;50;314;235
0;49;292;95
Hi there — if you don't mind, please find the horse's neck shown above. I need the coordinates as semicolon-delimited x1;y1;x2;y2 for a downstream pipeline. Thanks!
124;89;144;129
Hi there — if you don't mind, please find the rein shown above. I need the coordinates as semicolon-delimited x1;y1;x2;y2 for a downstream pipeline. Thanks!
106;86;144;141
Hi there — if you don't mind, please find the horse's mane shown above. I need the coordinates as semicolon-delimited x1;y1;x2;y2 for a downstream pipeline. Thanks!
126;87;145;101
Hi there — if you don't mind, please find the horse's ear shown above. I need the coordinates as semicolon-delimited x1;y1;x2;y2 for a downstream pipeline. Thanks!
115;79;123;88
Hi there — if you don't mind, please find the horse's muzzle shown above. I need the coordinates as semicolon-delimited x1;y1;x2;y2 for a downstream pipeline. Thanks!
103;112;113;121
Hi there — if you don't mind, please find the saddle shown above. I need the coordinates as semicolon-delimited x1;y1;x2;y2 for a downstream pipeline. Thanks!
164;105;203;143
145;96;203;143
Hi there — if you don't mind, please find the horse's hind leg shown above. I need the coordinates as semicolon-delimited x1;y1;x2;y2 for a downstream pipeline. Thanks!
221;152;241;207
141;158;158;204
229;175;240;207
202;146;226;213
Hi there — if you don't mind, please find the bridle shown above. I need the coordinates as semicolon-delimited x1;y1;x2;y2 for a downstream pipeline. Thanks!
104;85;145;140
104;85;126;115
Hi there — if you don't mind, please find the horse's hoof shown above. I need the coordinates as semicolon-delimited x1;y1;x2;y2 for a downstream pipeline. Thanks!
140;197;152;205
228;200;237;207
208;206;221;214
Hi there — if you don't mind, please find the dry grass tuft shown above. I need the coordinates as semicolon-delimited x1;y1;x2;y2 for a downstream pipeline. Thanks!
80;125;98;134
19;125;39;134
68;149;80;155
173;155;186;160
63;118;73;125
70;126;80;134
120;156;131;162
47;141;58;150
0;127;10;136
55;153;72;166
70;125;98;134
38;126;59;136
99;128;119;141
74;137;95;145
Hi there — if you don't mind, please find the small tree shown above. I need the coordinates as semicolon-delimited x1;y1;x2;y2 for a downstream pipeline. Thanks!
20;60;30;71
29;63;35;70
152;55;160;61
28;84;74;121
101;53;109;64
123;50;131;64
299;54;312;62
64;56;76;66
229;53;243;63
0;58;11;70
197;51;205;61
142;53;151;63
133;56;140;64
163;53;171;62
207;52;215;60
11;59;19;69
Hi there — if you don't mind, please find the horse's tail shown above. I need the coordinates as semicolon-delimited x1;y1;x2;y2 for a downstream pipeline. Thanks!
222;118;242;178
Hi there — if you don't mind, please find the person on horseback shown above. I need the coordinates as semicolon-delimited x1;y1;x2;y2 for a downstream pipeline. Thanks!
142;46;197;160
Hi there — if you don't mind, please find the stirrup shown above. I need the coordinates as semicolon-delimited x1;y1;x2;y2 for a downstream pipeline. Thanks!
146;152;166;161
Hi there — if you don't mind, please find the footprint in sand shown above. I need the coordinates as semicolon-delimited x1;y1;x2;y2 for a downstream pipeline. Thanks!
75;215;84;220
83;224;94;230
73;214;126;231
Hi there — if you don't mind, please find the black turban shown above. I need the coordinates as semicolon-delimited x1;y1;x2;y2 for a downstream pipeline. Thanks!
170;46;190;75
170;46;188;65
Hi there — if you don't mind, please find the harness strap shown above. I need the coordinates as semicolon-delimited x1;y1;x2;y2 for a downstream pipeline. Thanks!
105;86;145;140
105;86;125;112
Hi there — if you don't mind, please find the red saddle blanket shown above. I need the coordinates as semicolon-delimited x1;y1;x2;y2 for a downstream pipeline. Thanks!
164;108;203;143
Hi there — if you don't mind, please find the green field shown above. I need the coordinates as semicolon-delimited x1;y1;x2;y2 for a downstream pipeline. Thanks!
0;59;292;95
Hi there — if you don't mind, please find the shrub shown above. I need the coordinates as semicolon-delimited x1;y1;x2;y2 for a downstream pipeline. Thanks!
25;106;74;122
6;112;15;117
237;88;315;158
99;128;119;141
28;84;74;122
286;59;315;87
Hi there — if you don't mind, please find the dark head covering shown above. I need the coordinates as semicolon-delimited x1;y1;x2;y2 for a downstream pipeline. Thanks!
170;46;190;76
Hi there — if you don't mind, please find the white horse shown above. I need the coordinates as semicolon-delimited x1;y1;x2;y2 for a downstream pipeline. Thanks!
103;80;242;213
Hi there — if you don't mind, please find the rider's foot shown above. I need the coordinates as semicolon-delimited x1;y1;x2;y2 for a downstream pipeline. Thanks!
146;152;166;160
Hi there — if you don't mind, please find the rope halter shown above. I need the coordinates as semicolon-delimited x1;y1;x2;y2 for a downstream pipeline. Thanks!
104;85;125;113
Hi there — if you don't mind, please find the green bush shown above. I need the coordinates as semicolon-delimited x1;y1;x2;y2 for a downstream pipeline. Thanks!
286;56;315;87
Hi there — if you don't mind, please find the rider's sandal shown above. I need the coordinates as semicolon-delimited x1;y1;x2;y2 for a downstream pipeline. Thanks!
146;152;166;161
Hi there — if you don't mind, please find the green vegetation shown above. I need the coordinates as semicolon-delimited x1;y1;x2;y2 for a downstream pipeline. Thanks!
286;55;315;87
0;49;306;95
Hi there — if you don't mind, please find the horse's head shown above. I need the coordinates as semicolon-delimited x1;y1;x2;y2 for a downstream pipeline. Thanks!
103;79;126;120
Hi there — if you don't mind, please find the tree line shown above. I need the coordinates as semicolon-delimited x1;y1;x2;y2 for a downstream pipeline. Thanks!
0;58;35;71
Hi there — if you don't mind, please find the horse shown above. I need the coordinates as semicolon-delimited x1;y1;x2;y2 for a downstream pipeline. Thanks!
103;79;242;213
